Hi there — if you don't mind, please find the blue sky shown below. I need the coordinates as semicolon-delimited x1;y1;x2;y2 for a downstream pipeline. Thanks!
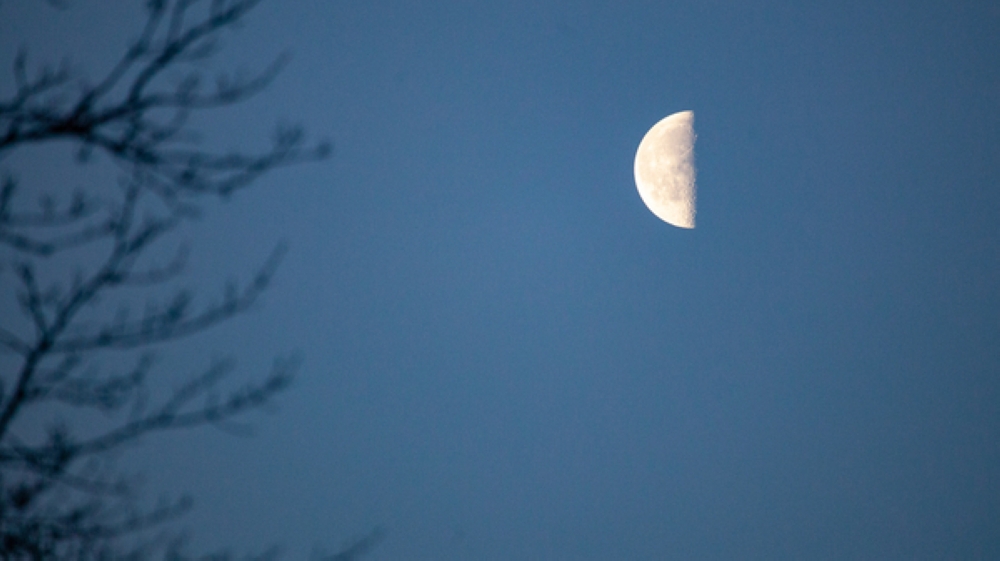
2;1;999;559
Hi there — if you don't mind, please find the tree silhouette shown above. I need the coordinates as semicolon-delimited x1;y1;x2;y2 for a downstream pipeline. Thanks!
0;1;379;558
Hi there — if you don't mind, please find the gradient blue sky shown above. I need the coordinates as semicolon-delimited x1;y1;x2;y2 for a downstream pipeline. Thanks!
2;1;999;559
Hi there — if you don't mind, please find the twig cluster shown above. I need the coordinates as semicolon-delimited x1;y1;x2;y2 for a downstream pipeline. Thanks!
0;1;339;558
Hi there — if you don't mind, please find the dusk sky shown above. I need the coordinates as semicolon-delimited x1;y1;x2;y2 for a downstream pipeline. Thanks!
2;1;999;559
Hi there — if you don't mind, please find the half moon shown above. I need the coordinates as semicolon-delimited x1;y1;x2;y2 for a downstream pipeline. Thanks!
634;110;696;228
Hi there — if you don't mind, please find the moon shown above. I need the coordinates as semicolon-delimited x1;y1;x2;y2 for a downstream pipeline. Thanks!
634;110;696;228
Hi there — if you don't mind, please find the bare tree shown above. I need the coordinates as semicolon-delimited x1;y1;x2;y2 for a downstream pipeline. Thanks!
0;1;378;558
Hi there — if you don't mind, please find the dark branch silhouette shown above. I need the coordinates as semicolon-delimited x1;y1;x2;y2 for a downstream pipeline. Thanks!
0;1;376;559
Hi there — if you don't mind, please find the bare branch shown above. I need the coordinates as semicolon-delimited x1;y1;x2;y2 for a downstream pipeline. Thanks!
0;327;31;355
27;354;150;412
71;355;296;459
50;243;285;354
322;527;387;561
15;262;49;336
0;220;115;257
0;176;117;256
0;189;94;228
117;242;189;286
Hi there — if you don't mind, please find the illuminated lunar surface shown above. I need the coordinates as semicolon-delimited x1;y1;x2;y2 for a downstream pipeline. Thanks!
634;110;697;228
